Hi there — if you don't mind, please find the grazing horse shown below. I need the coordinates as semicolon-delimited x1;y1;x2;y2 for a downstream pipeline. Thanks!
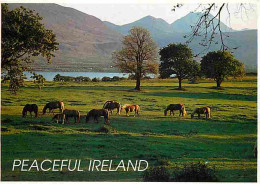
103;100;121;115
43;101;64;114
121;104;140;117
191;107;211;119
86;109;109;124
62;109;80;124
22;104;38;118
164;104;186;117
52;113;62;123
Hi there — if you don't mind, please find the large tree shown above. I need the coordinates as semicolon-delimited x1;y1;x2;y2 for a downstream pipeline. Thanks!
2;4;59;93
200;51;245;88
113;27;158;90
159;43;194;89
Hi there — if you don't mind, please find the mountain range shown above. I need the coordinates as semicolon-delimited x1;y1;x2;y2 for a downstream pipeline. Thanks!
8;3;257;72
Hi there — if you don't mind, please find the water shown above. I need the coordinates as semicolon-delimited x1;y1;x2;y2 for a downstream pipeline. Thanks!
24;72;131;81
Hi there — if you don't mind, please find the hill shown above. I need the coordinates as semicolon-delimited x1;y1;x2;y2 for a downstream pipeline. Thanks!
8;3;123;72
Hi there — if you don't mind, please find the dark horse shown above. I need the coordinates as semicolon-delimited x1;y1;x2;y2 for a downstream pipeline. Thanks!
164;104;186;117
43;101;64;114
22;104;38;118
86;109;109;124
62;109;80;124
103;101;121;115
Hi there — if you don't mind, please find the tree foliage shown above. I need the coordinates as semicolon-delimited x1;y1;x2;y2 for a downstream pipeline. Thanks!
200;50;245;88
113;26;158;90
2;4;59;93
30;72;46;90
159;43;194;89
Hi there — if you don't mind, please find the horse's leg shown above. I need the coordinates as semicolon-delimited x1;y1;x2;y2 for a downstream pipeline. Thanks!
62;114;65;124
198;113;200;119
179;110;182;116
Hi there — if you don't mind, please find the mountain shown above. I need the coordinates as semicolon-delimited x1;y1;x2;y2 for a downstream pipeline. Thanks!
104;14;256;72
8;3;123;72
170;12;234;33
6;4;257;72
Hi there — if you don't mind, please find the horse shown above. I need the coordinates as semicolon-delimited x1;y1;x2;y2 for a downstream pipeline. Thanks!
254;141;257;158
103;100;121;115
62;109;80;124
86;109;109;124
43;101;64;115
164;104;186;117
121;104;140;117
22;104;38;118
191;107;211;119
52;113;62;123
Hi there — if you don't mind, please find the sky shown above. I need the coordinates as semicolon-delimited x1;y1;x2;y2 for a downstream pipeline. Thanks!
58;2;258;30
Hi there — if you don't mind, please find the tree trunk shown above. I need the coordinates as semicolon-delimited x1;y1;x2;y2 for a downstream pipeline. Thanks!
216;80;221;88
135;74;141;90
178;78;182;89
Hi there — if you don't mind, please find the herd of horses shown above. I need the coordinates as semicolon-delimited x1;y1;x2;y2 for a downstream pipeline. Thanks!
22;100;211;124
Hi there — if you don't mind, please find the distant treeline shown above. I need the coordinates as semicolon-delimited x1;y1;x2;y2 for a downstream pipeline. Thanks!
53;74;127;82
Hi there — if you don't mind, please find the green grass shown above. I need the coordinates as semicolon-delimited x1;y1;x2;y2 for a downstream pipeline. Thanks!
1;77;257;181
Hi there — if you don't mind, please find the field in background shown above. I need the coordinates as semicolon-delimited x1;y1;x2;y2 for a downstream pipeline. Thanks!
1;76;257;181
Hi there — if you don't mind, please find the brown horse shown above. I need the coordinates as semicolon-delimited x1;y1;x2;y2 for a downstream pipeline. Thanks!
191;107;211;119
103;100;121;115
86;109;109;124
62;109;80;124
22;104;38;118
121;104;140;117
164;104;186;117
43;101;64;114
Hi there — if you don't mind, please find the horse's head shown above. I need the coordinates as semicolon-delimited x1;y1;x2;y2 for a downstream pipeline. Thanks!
164;109;168;116
42;105;47;115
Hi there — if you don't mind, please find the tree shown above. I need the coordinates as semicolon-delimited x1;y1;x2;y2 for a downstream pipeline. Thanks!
188;60;201;84
159;43;194;89
2;4;59;94
113;27;158;90
200;51;245;88
30;72;46;90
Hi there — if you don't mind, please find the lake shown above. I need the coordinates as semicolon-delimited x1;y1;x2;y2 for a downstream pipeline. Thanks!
24;72;130;81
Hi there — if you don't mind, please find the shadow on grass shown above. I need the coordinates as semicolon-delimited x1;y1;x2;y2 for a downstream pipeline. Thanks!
147;91;256;101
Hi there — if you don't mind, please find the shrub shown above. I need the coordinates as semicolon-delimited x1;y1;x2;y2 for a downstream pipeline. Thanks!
143;166;170;182
112;76;121;81
92;77;100;82
102;76;111;82
172;162;218;182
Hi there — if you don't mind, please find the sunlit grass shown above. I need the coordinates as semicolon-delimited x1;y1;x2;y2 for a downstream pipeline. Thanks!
1;76;257;181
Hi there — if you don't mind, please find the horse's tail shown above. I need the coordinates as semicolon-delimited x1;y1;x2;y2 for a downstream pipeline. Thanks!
59;101;65;113
22;106;27;117
77;111;80;123
34;105;38;118
136;105;140;114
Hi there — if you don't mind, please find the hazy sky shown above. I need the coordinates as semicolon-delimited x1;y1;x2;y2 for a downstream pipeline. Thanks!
59;3;258;30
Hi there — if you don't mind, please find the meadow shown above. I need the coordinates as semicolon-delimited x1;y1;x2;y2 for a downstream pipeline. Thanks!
1;76;257;181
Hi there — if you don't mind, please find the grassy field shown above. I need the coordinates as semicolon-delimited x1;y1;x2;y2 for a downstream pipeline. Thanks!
1;76;257;181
